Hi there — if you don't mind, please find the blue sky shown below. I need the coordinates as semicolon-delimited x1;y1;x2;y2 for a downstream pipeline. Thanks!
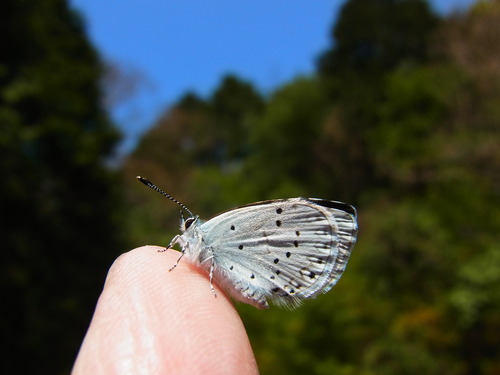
70;0;476;154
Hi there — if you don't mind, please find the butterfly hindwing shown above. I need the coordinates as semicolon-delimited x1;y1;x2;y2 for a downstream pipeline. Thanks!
198;198;357;308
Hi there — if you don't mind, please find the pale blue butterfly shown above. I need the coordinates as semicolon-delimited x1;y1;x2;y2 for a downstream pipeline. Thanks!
137;176;358;309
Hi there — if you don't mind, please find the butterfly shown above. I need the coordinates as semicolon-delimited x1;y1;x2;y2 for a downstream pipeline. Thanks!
137;176;358;309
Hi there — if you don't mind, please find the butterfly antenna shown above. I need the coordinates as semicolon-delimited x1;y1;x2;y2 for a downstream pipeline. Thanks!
136;176;194;217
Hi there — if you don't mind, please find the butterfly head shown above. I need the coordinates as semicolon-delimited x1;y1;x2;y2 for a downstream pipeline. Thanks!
180;215;199;232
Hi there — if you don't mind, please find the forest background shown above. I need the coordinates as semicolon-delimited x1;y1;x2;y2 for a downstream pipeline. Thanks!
1;0;499;374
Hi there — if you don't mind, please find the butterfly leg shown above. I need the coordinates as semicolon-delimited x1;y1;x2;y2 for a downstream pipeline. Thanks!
159;235;185;272
168;251;185;272
208;258;217;298
159;234;180;252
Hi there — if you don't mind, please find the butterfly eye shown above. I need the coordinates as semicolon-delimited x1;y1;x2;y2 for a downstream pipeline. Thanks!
184;217;195;230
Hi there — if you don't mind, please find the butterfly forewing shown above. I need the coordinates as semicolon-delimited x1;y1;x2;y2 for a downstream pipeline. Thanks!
198;198;357;308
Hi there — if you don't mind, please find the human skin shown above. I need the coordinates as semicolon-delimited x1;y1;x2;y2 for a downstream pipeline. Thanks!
72;246;259;375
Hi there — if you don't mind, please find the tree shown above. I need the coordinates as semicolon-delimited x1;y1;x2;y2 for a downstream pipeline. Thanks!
318;0;438;91
123;75;264;245
0;0;123;373
209;75;265;163
243;77;331;199
315;0;440;199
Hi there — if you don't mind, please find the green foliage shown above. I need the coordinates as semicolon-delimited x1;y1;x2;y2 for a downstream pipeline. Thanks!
0;0;124;373
209;75;265;162
317;0;441;200
450;246;500;327
318;0;439;84
368;64;465;189
245;77;330;199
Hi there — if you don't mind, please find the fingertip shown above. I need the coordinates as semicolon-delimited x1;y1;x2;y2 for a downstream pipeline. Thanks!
74;246;258;375
107;245;236;312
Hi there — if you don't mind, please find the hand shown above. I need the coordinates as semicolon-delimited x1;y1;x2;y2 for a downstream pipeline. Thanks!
72;246;259;374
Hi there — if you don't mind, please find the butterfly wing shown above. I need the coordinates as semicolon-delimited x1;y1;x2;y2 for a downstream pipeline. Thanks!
198;198;357;309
